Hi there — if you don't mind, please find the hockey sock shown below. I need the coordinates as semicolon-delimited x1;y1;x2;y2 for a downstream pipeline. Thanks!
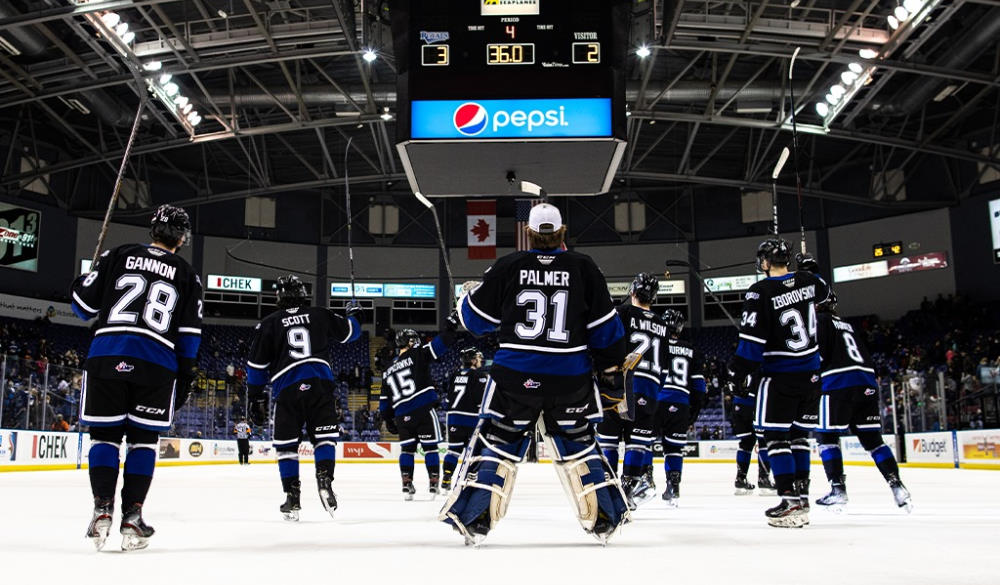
818;433;844;482
758;446;771;472
121;445;156;506
766;438;794;494
736;449;751;476
642;450;654;474
601;445;619;473
622;448;645;477
314;444;336;476
443;450;460;479
278;451;299;492
88;442;121;500
870;444;900;481
423;446;440;478
664;453;683;475
399;452;415;479
791;438;811;481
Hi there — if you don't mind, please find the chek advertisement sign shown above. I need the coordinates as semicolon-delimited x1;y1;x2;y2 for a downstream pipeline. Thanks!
206;274;263;293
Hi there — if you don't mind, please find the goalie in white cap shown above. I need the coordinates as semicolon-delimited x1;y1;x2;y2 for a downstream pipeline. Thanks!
440;202;637;545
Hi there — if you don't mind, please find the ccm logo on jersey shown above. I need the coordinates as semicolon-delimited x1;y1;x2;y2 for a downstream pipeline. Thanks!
523;379;541;389
315;425;338;431
115;361;134;373
135;405;167;415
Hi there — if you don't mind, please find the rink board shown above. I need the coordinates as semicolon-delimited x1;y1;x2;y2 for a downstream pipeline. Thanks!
0;429;988;472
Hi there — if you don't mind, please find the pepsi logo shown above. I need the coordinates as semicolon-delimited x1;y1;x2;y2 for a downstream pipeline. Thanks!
454;103;488;136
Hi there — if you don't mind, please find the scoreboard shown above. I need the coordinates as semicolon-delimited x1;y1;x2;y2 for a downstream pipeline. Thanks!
391;0;629;197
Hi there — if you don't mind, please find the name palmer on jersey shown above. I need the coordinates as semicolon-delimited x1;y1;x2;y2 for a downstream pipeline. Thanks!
519;270;570;286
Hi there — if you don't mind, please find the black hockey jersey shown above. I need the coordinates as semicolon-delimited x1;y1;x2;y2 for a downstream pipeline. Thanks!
69;243;203;383
379;334;451;417
733;271;830;375
457;248;626;393
817;313;877;392
246;306;360;398
658;338;706;405
618;303;670;399
446;366;489;427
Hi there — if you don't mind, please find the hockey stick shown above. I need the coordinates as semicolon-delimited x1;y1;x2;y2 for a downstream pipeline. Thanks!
787;46;807;254
91;98;146;265
771;146;791;237
343;136;357;303
414;191;456;308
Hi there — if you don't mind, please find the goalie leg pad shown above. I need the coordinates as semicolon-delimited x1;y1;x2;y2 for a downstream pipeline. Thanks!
545;431;630;540
440;429;529;538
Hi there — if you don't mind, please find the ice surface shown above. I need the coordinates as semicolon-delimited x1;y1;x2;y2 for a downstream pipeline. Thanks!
1;462;997;585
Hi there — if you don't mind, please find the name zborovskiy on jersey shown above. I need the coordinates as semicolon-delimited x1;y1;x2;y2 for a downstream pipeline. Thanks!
771;285;816;310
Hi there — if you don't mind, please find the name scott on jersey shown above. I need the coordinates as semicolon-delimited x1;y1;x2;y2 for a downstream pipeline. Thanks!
771;285;816;310
519;270;570;286
124;256;177;280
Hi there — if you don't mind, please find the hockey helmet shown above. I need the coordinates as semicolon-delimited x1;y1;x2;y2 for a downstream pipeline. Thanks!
274;275;309;309
629;272;660;305
756;238;792;272
460;346;479;368
396;329;421;350
817;290;838;314
662;308;685;337
150;204;191;248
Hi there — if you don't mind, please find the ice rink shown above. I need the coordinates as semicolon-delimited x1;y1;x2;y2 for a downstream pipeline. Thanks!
2;462;998;585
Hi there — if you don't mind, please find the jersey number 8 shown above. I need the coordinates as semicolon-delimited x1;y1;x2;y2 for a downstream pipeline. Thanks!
108;275;178;334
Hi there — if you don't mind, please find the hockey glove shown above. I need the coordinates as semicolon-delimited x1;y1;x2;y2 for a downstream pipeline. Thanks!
795;252;818;274
384;417;399;434
344;301;364;320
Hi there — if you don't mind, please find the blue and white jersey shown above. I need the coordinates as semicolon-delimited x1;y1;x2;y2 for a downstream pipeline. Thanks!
657;338;706;405
69;243;203;384
380;334;450;417
618;303;670;400
446;366;489;428
457;248;626;394
732;271;830;375
817;313;878;391
246;305;360;398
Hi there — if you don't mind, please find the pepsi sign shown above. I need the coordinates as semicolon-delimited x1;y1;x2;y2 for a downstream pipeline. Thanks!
411;98;612;140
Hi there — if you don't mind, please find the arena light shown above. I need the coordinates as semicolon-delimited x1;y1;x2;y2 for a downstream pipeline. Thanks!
380;107;392;121
120;31;135;44
903;0;923;12
173;95;189;107
894;5;910;21
362;48;377;63
848;62;863;74
825;93;840;105
859;48;879;59
830;84;846;97
636;45;651;59
163;82;179;96
114;22;129;37
159;73;172;85
841;70;859;85
182;103;193;115
142;60;162;71
815;102;829;117
100;12;121;28
887;15;900;30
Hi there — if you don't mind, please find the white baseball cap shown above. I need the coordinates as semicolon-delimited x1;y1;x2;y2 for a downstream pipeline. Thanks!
528;203;562;234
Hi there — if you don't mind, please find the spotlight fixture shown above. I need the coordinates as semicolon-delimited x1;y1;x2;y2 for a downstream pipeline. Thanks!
142;61;162;71
101;12;121;28
858;48;879;59
815;102;829;117
362;48;377;62
887;15;899;29
636;45;651;59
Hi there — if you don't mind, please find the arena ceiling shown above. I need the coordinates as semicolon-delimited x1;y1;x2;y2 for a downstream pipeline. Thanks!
1;0;999;230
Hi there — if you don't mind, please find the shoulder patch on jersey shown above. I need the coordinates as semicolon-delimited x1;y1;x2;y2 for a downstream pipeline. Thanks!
147;247;166;257
642;310;653;318
536;255;556;266
745;291;760;300
286;307;299;314
782;277;796;288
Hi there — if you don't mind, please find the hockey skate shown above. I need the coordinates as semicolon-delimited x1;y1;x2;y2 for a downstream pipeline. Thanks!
620;476;638;511
887;474;912;513
402;474;416;501
429;473;441;498
734;473;756;495
316;470;338;519
280;481;302;522
815;476;848;511
85;497;114;551
756;470;777;496
766;496;808;528
795;478;811;519
631;470;657;508
661;471;681;508
120;504;155;551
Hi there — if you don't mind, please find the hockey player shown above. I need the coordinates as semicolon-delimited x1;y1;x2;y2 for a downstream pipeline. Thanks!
442;203;631;545
442;347;489;491
70;204;202;551
596;273;667;508
729;241;829;528
245;275;361;521
729;373;776;494
380;318;458;500
234;418;252;465
814;292;911;511
656;309;705;507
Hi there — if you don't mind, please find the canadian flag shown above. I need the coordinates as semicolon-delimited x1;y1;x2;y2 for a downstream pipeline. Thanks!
467;199;496;260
